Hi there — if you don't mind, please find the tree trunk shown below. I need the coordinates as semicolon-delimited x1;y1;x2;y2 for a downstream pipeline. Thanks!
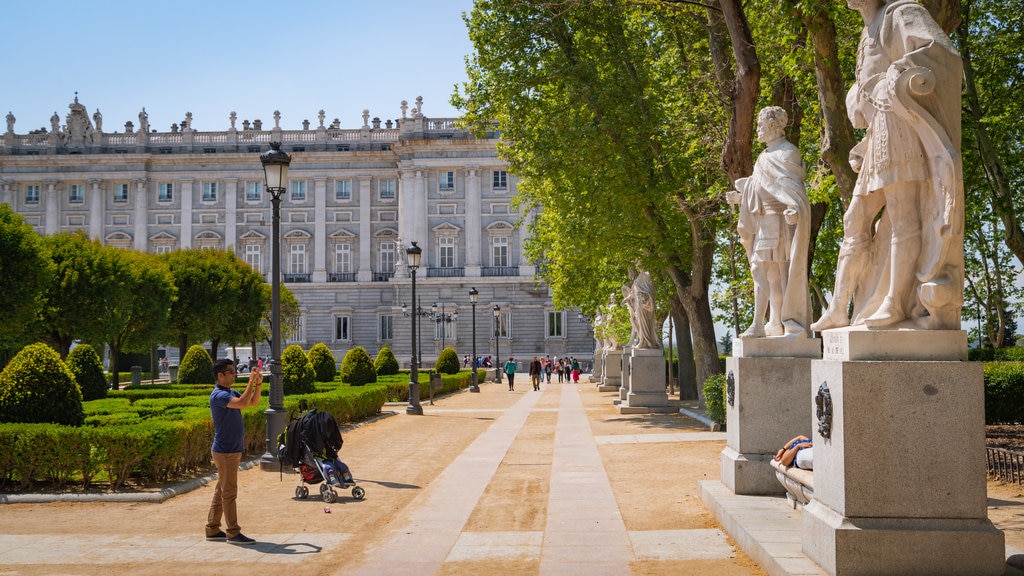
670;294;698;400
920;0;962;33
715;0;760;182
177;332;188;364
109;344;121;390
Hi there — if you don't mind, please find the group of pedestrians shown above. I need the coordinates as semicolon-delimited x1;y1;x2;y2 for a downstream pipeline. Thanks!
502;355;581;391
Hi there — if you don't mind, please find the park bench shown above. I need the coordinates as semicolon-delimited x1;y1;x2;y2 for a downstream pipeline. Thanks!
770;459;813;508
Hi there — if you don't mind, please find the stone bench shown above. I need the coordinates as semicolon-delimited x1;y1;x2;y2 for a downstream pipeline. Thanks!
770;459;813;508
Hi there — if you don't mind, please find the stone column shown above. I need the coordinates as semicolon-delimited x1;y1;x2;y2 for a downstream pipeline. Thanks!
180;178;194;248
465;166;482;276
224;178;238;250
88;179;104;240
802;328;1004;576
357;175;372;282
720;337;820;495
44;180;58;235
312;177;327;282
133;178;148;252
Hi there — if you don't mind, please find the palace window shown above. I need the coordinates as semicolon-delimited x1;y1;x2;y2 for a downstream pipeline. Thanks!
439;170;455;192
245;244;261;274
335;316;351;341
202;182;217;202
25;185;40;204
114;183;129;202
335;180;351;201
335;243;352;273
69;184;84;204
379;315;393;341
379;241;396;274
291;180;306;201
158;183;173;202
492;236;509;267
289;243;307;275
438;236;456;268
493;170;508;190
492;310;511;339
547;311;565;338
379;179;396;199
246;181;261;202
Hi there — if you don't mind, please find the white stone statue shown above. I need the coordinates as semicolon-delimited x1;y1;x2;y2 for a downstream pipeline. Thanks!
623;271;659;349
811;0;963;332
138;108;149;133
727;106;810;338
5;111;14;133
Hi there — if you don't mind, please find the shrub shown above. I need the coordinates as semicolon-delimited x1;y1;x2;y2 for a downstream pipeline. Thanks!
374;345;400;376
67;344;108;401
434;346;460;375
0;343;84;426
996;347;1024;362
281;344;316;395
340;346;377;386
984;361;1024;424
702;373;726;425
308;342;337;382
178;345;214;384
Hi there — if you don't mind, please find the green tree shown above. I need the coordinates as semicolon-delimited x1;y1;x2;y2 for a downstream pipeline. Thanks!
105;251;175;389
281;344;316;395
308;342;337;382
178;344;214;385
0;204;52;366
434;346;460;375
340;346;377;386
373;345;400;376
161;248;243;361
254;286;300;352
66;343;108;401
37;232;133;358
0;343;84;426
209;254;270;360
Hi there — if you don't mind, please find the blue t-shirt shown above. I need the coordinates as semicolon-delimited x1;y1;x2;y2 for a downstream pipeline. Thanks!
210;386;244;454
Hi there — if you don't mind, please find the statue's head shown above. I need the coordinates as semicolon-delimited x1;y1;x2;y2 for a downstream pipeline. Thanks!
757;106;788;143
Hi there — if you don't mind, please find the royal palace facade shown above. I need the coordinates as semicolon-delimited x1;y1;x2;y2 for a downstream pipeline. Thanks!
0;96;594;367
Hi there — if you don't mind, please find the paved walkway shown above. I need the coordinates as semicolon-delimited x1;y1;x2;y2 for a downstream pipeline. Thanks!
3;378;1021;575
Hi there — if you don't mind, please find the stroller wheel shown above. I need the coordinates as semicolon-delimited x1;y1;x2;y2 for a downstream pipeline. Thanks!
351;486;366;500
295;486;304;499
323;489;337;504
300;486;309;499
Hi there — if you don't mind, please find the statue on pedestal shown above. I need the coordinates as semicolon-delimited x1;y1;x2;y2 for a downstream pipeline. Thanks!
811;0;963;332
727;106;810;338
622;270;659;349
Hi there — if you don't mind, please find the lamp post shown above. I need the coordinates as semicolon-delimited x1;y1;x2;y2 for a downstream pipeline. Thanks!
431;302;458;351
469;287;479;393
492;304;502;383
258;141;291;471
406;242;423;415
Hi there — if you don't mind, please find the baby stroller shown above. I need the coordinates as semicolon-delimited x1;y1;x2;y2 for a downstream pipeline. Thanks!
278;407;366;503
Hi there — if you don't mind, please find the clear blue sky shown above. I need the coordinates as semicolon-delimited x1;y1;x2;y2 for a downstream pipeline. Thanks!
1;0;476;133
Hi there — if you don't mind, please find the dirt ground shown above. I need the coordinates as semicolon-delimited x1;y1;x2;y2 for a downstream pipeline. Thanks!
1;384;1022;575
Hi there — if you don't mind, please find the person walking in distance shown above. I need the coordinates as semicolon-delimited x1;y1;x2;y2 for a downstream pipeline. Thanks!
205;358;262;544
503;357;518;391
529;356;543;391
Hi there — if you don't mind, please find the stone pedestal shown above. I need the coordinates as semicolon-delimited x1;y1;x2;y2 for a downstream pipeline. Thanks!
599;348;622;392
619;347;633;401
721;337;820;495
618;347;667;413
803;329;1004;576
592;347;606;385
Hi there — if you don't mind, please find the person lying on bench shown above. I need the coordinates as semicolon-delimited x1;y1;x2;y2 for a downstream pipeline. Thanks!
774;435;813;470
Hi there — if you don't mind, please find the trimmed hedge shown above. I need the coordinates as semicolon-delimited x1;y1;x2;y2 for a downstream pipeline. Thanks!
702;374;726;425
282;344;316;395
308;342;337;382
374;345;400;376
67;344;108;401
340;346;377;386
434;347;460;374
0;343;84;426
985;361;1024;424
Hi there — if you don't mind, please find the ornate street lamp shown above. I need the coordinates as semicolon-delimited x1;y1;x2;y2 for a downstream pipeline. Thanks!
431;302;458;350
492;304;502;384
259;141;291;471
406;242;423;415
469;287;479;393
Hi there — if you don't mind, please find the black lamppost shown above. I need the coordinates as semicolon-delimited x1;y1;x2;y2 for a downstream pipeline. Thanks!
406;242;423;415
431;302;458;350
258;141;291;471
492;304;502;383
469;287;479;393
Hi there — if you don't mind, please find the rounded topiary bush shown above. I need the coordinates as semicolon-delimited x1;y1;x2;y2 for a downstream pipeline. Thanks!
702;373;727;425
308;342;337;382
373;345;399;376
434;346;460;375
178;344;214;384
281;344;316;395
340;346;377;386
0;343;84;426
67;343;108;401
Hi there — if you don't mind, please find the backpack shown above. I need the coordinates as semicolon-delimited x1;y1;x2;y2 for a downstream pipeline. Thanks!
300;408;344;459
277;411;306;479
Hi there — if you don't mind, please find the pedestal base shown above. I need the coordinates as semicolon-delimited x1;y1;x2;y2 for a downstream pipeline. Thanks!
621;348;667;409
804;353;1004;575
722;353;816;495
